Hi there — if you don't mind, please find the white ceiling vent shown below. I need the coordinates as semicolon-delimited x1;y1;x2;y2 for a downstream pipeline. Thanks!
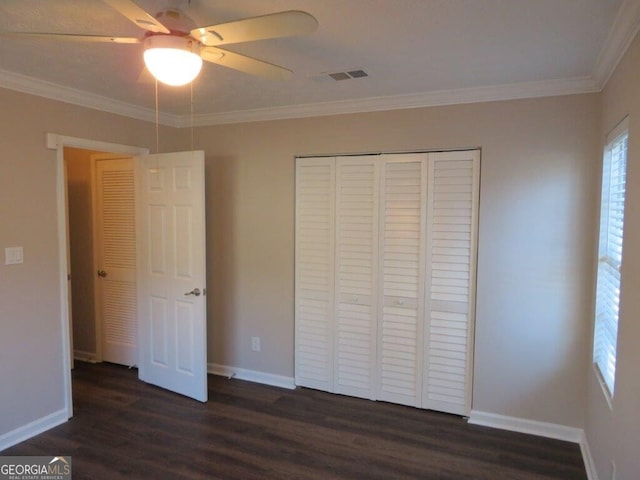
312;70;369;83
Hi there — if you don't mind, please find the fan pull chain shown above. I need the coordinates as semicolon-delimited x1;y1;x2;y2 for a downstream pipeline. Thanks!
155;79;160;154
190;81;194;151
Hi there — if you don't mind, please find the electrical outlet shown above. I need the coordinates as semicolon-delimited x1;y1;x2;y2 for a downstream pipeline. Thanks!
251;336;261;352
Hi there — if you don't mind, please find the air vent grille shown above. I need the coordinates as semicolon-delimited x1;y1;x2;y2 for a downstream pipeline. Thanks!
329;72;351;81
346;70;368;78
313;70;369;83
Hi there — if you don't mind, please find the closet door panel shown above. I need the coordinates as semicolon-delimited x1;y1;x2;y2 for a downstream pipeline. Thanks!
334;157;379;399
423;150;479;415
377;155;426;407
295;158;335;391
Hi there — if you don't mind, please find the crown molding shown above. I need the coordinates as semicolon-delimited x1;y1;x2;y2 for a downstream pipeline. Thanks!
0;72;604;129
0;69;182;127
593;0;640;89
185;76;600;126
0;67;602;129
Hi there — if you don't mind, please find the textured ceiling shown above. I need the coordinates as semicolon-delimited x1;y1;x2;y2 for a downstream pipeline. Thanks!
0;0;632;124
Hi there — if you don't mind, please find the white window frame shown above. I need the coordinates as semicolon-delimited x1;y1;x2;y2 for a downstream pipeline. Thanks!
593;117;628;402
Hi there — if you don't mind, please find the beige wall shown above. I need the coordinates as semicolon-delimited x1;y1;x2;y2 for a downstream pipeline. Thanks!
192;94;599;428
0;83;603;446
65;148;99;355
584;30;640;479
0;88;177;437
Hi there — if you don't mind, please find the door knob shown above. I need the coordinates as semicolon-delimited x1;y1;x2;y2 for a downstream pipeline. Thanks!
184;288;201;297
97;269;107;278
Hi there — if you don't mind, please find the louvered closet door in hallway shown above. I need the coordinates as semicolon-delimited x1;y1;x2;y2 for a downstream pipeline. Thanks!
95;157;137;367
334;156;379;399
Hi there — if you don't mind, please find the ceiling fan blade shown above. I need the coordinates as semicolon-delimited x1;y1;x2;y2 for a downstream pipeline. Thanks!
201;47;292;80
0;32;140;43
102;0;170;34
192;10;318;46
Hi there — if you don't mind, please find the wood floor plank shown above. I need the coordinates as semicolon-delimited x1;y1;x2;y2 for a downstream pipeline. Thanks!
2;362;587;479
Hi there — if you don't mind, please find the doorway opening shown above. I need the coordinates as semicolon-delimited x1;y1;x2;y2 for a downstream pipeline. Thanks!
52;134;209;419
66;149;137;368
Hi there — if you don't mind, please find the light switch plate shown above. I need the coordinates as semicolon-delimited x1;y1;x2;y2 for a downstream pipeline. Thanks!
5;246;24;265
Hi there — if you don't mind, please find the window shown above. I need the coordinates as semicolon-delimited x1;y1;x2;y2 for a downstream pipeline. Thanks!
593;119;628;398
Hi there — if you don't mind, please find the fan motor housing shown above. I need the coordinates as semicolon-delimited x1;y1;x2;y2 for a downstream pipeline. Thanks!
152;8;197;36
143;34;200;54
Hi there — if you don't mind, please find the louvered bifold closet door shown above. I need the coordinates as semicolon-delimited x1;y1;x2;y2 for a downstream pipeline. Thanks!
422;150;480;415
295;158;336;391
377;154;427;407
334;156;379;399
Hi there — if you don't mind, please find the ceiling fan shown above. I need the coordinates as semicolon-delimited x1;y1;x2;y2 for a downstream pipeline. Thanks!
1;0;318;86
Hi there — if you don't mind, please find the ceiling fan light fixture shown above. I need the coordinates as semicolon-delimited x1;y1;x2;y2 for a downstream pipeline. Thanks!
143;35;202;86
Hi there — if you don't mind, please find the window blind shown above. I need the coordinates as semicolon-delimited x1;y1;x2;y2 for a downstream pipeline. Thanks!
593;124;628;397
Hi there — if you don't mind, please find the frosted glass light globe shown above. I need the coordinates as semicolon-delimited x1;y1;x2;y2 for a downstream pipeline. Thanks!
143;36;202;87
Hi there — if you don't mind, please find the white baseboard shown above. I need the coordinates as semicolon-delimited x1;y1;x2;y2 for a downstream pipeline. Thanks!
579;431;599;480
73;350;97;363
208;363;295;390
0;409;68;451
468;410;583;443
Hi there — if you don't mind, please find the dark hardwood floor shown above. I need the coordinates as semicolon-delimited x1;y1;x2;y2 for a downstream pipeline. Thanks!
3;362;586;479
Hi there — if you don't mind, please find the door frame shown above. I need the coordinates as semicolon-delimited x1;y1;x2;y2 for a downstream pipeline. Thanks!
49;133;149;419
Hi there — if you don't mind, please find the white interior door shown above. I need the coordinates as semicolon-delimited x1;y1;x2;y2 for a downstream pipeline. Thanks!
94;156;138;367
135;151;207;402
